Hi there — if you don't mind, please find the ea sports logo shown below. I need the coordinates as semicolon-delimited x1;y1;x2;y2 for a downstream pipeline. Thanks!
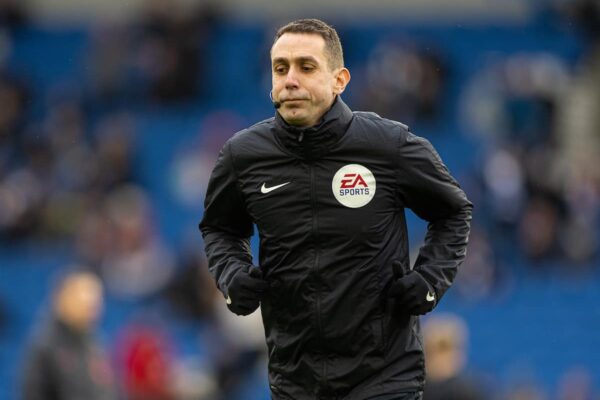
332;164;376;208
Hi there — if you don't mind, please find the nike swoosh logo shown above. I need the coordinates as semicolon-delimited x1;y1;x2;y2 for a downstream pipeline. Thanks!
426;292;436;302
261;182;291;194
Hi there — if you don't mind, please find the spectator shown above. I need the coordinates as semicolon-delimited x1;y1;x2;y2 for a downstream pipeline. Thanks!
116;323;175;400
100;185;175;299
423;314;486;400
171;110;245;208
453;227;503;301
358;40;447;123
209;291;267;400
0;75;28;152
21;269;116;400
518;195;562;263
164;249;219;320
133;0;220;103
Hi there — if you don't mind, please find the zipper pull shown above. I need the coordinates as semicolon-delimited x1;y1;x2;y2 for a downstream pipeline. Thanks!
298;131;304;143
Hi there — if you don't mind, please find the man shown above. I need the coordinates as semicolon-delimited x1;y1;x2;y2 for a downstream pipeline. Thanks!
21;269;116;400
422;314;485;400
200;19;472;400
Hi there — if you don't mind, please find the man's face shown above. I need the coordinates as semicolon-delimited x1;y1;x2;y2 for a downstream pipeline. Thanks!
271;33;349;127
56;272;104;332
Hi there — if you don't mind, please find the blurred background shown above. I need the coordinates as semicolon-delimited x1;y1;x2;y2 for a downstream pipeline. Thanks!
1;0;599;399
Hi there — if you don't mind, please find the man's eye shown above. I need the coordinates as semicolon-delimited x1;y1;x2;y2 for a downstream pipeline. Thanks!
302;65;315;71
274;66;287;74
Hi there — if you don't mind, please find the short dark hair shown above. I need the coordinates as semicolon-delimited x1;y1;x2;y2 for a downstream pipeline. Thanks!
273;18;344;70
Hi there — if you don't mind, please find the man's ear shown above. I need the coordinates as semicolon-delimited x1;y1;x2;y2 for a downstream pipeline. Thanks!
333;68;351;95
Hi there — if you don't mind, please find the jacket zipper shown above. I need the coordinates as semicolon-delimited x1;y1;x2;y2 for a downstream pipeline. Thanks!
309;163;326;390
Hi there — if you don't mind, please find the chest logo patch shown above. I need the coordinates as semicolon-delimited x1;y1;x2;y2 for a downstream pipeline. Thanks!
332;164;376;208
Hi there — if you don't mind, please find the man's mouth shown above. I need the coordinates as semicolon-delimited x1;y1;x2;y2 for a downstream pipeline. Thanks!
282;99;307;105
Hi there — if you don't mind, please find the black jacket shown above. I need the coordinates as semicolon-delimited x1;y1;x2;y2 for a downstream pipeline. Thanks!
200;98;472;400
21;317;116;400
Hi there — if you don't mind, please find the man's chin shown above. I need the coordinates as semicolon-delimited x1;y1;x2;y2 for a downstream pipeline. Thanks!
281;111;310;127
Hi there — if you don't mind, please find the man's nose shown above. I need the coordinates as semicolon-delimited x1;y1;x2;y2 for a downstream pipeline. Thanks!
284;68;300;89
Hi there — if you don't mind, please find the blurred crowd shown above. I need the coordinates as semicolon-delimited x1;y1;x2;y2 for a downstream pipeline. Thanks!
356;40;447;125
86;0;220;106
1;0;600;399
0;1;268;399
462;49;600;270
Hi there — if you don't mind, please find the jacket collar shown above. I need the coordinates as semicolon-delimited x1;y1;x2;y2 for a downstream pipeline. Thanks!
274;96;353;159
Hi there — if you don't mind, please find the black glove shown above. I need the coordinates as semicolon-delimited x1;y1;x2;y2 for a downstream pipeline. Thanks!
225;266;268;316
389;261;436;315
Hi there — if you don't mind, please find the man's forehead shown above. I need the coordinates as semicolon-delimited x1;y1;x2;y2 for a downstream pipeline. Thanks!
271;33;327;62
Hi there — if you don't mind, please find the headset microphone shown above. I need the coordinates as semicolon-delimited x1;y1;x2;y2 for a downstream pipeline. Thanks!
270;91;281;109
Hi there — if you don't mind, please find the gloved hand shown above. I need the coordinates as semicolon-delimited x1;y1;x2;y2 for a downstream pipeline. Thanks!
389;261;436;315
225;266;268;316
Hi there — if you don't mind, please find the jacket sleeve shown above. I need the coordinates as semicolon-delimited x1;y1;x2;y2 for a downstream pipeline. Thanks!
396;130;473;302
199;141;254;297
